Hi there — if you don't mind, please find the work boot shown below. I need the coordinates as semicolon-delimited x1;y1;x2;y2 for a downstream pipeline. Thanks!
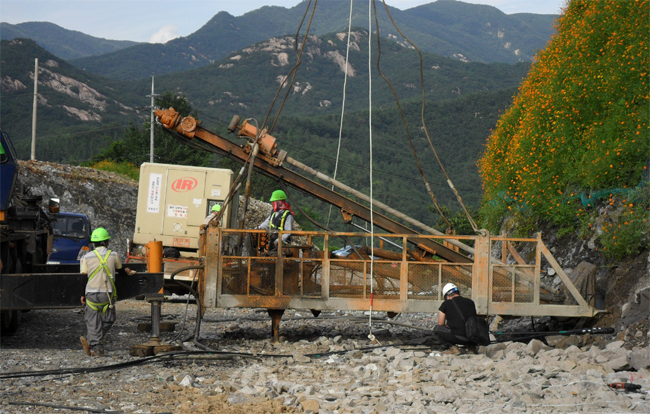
90;346;104;357
80;336;91;356
442;345;461;355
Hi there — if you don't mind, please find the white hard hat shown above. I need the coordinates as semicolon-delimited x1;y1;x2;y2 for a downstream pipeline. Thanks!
442;283;459;297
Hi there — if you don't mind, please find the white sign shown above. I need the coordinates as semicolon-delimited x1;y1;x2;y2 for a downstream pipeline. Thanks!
167;204;188;219
211;188;221;197
147;173;162;213
193;198;202;207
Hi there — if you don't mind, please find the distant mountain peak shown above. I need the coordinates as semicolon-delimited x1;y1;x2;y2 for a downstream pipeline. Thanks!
0;22;139;60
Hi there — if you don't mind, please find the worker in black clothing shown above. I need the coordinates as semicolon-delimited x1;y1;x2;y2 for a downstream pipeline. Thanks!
258;190;295;253
435;282;478;354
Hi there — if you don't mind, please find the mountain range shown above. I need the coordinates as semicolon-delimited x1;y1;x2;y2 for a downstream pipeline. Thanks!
2;0;557;80
0;21;139;60
0;29;529;160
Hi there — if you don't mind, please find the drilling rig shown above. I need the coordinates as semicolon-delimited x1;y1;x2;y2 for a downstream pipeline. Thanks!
155;108;600;341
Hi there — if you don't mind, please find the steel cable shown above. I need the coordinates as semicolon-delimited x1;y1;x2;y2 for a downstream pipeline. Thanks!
262;0;318;133
370;0;452;229
379;0;480;233
326;0;355;228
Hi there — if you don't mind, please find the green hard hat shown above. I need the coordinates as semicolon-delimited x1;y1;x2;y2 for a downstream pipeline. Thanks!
211;204;222;212
269;190;287;202
91;227;111;242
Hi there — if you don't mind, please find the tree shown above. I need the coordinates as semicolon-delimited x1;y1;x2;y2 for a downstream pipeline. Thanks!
429;205;480;236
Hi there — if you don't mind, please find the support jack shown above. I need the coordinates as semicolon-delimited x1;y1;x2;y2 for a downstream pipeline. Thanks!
130;294;182;357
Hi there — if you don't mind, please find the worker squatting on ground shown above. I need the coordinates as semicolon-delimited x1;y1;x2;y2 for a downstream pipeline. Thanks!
79;227;132;357
258;190;295;253
435;282;479;354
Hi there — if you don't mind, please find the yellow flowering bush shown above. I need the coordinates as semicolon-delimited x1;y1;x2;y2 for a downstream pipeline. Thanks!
479;0;649;248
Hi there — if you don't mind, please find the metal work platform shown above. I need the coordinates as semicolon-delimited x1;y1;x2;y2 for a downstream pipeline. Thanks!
199;228;599;326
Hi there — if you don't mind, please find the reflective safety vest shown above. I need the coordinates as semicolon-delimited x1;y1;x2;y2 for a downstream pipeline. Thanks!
86;249;117;314
269;210;291;244
269;210;290;231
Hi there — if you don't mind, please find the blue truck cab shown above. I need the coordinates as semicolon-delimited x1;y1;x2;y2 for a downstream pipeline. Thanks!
48;212;91;264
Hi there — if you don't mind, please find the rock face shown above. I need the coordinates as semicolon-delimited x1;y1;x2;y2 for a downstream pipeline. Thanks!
18;160;138;260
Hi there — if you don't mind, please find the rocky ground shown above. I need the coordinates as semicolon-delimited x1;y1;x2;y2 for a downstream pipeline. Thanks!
1;299;649;414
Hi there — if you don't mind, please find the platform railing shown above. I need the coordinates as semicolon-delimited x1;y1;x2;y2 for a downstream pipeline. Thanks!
199;227;598;318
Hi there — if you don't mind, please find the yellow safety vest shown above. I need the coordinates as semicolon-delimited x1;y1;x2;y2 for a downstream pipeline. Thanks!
86;250;117;314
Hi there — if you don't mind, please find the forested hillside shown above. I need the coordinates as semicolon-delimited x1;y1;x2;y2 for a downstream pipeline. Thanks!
143;29;530;122
260;87;518;227
1;32;527;164
479;0;649;259
0;39;143;162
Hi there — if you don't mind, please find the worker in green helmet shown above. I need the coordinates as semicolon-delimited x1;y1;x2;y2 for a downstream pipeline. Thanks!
206;203;222;221
79;227;132;357
258;189;295;251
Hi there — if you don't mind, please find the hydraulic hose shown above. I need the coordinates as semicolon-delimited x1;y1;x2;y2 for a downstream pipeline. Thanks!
168;264;205;348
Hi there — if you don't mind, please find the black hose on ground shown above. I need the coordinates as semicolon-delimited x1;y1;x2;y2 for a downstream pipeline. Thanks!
0;339;440;380
167;264;206;348
6;401;152;414
491;327;615;343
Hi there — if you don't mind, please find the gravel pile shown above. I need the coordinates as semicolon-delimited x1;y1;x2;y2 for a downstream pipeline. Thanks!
1;300;649;414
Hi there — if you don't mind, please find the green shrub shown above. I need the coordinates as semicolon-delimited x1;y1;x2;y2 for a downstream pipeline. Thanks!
90;160;139;181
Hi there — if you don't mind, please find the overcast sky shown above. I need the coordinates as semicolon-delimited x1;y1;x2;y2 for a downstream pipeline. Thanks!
1;0;567;44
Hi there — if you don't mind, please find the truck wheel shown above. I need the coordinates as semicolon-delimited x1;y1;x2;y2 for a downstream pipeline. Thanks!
0;310;20;335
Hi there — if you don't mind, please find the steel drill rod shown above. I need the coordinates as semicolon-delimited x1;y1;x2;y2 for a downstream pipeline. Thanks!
285;156;476;255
